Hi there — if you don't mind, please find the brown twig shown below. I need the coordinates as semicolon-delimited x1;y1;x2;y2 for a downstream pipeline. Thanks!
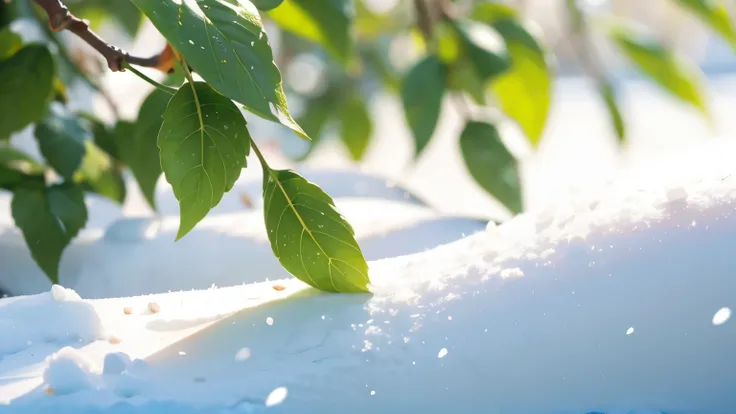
32;0;169;72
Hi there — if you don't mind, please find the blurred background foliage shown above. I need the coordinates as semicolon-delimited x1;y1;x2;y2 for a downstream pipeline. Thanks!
1;0;735;218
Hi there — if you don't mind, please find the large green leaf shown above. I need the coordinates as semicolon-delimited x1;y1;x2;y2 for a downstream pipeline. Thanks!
86;116;120;161
610;26;709;116
339;93;372;161
34;111;90;181
158;81;251;239
460;121;522;214
400;56;446;157
0;45;54;140
76;141;127;204
673;0;736;50
12;182;88;283
262;168;370;293
117;89;170;210
600;81;626;144
130;0;306;138
269;0;353;65
0;26;21;59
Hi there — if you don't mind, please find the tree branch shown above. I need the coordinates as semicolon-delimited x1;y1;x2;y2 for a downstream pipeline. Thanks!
32;0;171;72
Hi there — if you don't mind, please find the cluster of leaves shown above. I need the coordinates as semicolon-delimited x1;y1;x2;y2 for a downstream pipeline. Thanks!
1;0;734;293
0;0;369;293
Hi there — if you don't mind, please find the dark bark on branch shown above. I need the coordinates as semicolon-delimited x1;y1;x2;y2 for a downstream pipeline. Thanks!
32;0;169;72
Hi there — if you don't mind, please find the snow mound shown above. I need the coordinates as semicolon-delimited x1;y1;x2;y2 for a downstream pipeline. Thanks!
0;285;105;355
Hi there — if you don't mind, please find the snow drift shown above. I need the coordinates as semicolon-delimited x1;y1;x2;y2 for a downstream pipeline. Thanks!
1;139;736;413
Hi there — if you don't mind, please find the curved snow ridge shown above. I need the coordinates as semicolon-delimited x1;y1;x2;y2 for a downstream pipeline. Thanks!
0;285;106;356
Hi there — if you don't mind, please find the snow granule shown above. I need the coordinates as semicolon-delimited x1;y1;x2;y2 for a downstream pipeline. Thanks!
712;307;731;325
235;347;252;361
43;347;95;395
266;317;274;325
265;386;288;407
626;327;635;335
438;348;448;359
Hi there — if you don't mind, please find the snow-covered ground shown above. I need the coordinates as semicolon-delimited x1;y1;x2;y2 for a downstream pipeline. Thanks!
2;136;736;413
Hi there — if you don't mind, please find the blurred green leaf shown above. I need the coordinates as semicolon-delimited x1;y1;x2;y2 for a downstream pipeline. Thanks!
0;45;55;140
599;81;626;144
68;0;142;37
459;121;522;214
0;27;21;59
34;111;90;181
12;182;88;283
610;25;709;117
436;21;462;64
354;0;406;39
447;59;487;105
470;2;518;23
482;17;552;148
452;19;510;83
339;93;372;161
673;0;736;50
400;55;446;158
116;89;170;211
269;0;354;65
131;0;307;139
361;45;400;92
253;0;284;11
0;145;45;190
75;141;127;204
294;88;338;161
85;117;119;160
262;168;370;293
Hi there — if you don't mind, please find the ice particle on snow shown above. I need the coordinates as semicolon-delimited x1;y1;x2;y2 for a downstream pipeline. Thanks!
438;348;448;358
266;317;274;325
626;327;634;335
265;386;288;407
713;307;731;325
235;347;252;361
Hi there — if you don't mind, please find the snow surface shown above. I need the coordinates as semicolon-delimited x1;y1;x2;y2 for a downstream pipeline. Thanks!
1;138;736;413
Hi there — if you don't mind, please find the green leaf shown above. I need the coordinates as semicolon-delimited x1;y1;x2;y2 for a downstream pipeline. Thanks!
75;141;127;204
269;0;353;66
673;0;736;50
252;0;284;11
262;168;370;293
117;89;170;211
400;56;446;157
452;19;511;83
11;182;88;283
35;111;90;181
599;81;626;144
459;121;522;214
0;145;45;190
0;26;21;59
0;45;55;140
447;59;487;105
488;21;552;148
293;88;337;161
158;81;251;239
130;0;307;139
339;93;372;161
610;25;709;116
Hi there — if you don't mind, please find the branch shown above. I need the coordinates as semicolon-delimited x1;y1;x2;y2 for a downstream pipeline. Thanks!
32;0;173;72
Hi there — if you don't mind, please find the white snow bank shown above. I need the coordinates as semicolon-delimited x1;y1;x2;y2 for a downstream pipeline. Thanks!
0;285;105;356
3;139;736;413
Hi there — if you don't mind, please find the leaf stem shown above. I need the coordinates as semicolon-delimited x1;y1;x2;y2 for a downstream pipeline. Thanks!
123;62;177;95
249;136;271;172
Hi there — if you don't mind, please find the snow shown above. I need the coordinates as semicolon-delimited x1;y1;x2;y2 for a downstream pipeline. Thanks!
1;138;736;413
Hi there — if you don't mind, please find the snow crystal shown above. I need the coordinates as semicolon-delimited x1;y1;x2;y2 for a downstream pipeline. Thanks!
235;347;252;361
43;347;95;395
265;386;288;407
266;317;274;326
713;307;732;326
626;327;635;335
437;348;448;359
